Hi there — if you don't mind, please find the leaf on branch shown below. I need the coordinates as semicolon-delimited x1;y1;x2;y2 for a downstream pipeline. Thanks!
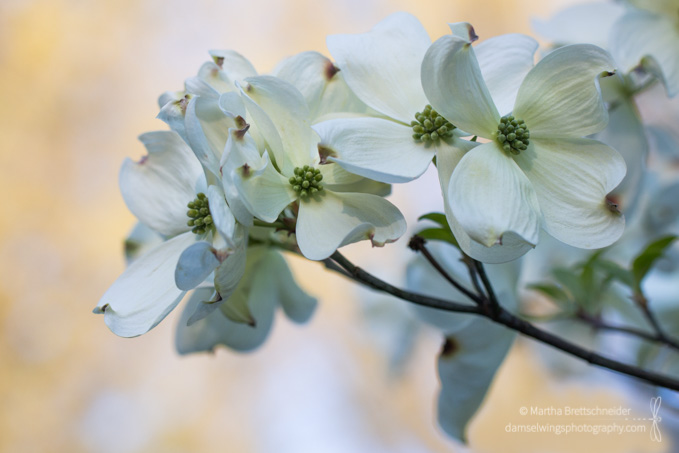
417;227;459;247
527;283;571;308
632;235;678;293
417;212;459;248
418;212;449;227
553;268;587;307
593;259;635;288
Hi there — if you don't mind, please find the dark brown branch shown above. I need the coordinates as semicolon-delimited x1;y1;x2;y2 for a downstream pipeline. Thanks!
329;250;679;392
329;251;480;314
635;295;679;351
492;306;679;391
575;310;670;346
408;236;483;305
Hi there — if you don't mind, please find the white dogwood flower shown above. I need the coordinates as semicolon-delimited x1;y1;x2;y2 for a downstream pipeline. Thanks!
611;0;679;97
313;13;539;186
227;75;406;260
422;26;626;262
176;246;317;354
94;131;246;337
533;5;653;220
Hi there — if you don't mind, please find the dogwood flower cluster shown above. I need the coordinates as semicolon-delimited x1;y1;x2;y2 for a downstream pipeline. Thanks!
96;9;627;363
92;8;664;444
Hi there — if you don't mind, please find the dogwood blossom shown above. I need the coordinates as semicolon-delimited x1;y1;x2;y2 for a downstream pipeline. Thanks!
313;13;538;186
226;75;406;260
176;246;317;354
611;0;679;97
94;131;246;337
422;25;626;262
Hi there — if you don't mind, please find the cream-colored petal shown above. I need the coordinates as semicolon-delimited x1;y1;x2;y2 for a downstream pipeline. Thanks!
314;117;435;183
327;12;430;123
296;191;406;260
514;44;615;139
476;33;538;116
422;30;500;138
515;138;626;249
448;142;541;248
120;131;204;237
95;232;196;337
611;10;679;97
232;152;296;223
239;76;317;174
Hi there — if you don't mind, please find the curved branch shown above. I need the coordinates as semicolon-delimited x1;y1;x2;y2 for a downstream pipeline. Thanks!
329;252;480;314
576;310;679;351
328;251;679;392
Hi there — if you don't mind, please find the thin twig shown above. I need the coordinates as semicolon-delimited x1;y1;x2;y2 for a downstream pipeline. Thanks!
408;236;483;305
636;295;679;351
473;259;502;317
328;251;679;392
492;306;679;391
575;310;677;349
462;253;486;299
329;251;480;314
322;258;352;279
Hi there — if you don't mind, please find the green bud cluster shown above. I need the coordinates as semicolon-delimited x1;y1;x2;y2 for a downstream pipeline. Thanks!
186;193;213;235
497;115;530;155
411;104;456;143
289;165;324;198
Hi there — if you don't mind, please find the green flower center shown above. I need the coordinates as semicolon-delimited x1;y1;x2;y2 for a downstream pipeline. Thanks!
497;115;530;155
289;165;324;199
186;192;213;235
411;104;456;143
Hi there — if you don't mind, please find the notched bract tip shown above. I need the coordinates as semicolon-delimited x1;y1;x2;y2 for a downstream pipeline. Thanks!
318;144;338;164
441;337;459;358
234;118;250;140
324;60;340;81
606;195;622;215
177;94;192;115
212;55;225;68
467;24;479;43
449;22;478;45
240;163;251;177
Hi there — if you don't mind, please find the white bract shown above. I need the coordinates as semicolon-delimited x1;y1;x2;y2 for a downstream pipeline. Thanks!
535;1;679;98
611;0;679;97
313;12;469;184
94;131;246;337
422;25;627;263
314;13;540;187
227;75;406;260
533;3;666;220
272;51;369;122
176;247;317;354
407;242;520;442
532;1;626;49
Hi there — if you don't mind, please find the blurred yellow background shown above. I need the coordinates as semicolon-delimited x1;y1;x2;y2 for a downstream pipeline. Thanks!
0;0;672;452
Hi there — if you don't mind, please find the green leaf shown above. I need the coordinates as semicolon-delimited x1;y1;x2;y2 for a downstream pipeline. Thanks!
418;212;449;228
553;268;588;308
593;259;635;288
527;283;571;307
417;227;459;248
632;235;677;292
221;292;255;326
